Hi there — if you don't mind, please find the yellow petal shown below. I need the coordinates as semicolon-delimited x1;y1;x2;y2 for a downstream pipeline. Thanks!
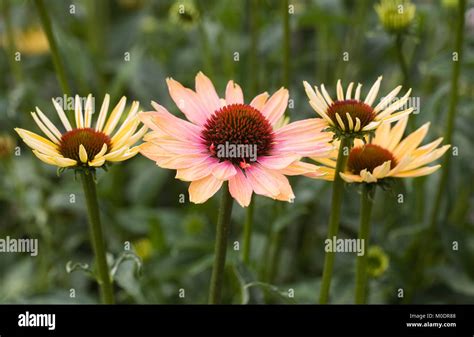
79;144;88;163
32;150;57;166
52;98;72;131
15;128;59;157
75;94;84;128
84;94;93;128
95;93;110;132
35;107;63;140
393;165;441;178
103;96;126;135
54;157;77;167
31;111;60;144
94;143;108;159
89;157;105;167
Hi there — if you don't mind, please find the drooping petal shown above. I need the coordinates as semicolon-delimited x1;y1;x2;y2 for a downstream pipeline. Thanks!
212;161;237;180
228;169;253;207
189;174;223;204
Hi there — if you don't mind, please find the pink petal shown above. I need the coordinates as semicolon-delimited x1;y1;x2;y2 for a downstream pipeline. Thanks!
195;72;221;115
261;88;289;126
189;175;223;204
225;80;244;105
166;78;210;125
273;173;295;202
250;92;270;111
175;157;219;181
212;161;237;180
229;169;253;207
258;154;299;170
149;138;206;155
143;106;202;142
244;164;280;198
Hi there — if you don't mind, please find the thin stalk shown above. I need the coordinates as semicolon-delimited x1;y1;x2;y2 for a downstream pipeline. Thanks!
1;0;24;82
208;182;234;304
34;0;72;98
242;197;254;264
354;184;374;304
319;137;351;304
248;0;259;95
80;170;114;304
282;0;290;89
394;34;414;128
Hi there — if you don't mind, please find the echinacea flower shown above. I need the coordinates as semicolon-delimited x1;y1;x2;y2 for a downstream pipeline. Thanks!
139;72;332;207
313;116;450;183
15;94;147;169
303;77;413;141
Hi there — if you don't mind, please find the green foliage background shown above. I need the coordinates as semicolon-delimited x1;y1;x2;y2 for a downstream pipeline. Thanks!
0;0;473;304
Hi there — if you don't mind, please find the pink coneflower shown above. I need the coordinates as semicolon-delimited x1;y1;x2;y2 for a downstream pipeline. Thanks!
139;72;332;207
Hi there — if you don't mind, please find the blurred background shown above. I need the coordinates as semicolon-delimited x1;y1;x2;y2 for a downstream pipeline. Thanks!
0;0;473;304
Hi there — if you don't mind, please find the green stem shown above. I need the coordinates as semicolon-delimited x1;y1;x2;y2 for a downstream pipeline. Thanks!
319;137;351;304
242;197;254;264
34;0;72;98
208;182;234;304
354;184;374;304
248;0;259;95
80;171;115;304
394;34;410;87
282;0;290;89
1;0;24;83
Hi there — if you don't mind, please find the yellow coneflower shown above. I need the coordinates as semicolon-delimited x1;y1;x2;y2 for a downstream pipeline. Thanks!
314;116;450;183
304;77;413;142
15;94;147;170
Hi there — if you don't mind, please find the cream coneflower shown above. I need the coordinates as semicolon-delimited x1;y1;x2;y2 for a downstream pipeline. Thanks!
313;116;450;183
139;72;332;304
309;77;412;304
303;76;413;142
15;94;147;170
14;94;147;305
313;116;449;304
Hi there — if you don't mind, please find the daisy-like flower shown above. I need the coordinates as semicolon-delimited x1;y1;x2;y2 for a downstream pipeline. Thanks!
313;116;450;183
139;72;332;207
303;77;413;142
15;94;147;169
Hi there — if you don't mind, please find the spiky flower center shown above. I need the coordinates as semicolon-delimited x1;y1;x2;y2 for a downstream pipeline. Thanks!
348;144;397;175
327;99;376;131
202;104;274;166
59;128;111;163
